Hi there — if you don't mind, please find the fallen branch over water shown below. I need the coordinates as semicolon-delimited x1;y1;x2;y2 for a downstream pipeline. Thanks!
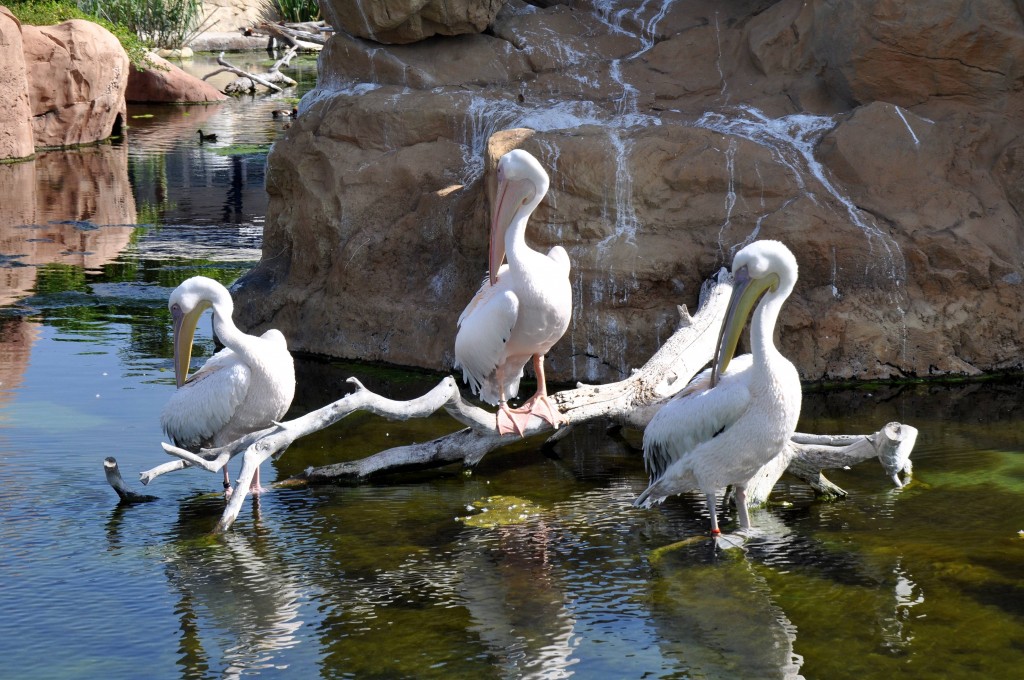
106;270;915;532
203;52;284;94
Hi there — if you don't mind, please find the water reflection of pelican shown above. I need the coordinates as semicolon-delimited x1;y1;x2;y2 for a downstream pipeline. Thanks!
647;548;805;679
457;519;578;679
162;501;309;677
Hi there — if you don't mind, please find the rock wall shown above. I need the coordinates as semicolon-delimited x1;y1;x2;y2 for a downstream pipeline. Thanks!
321;0;506;44
235;0;1024;383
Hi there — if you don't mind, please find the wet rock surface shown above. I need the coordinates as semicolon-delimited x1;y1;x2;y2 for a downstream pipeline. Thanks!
235;0;1024;382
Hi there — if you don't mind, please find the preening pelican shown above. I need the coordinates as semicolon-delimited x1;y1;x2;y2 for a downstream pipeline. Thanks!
635;240;802;535
455;149;572;436
160;276;295;496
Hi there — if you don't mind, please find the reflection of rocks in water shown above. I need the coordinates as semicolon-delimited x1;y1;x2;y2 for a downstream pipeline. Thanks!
0;143;137;305
0;317;41;409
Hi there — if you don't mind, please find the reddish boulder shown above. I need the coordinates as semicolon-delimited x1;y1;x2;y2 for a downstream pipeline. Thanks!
126;52;227;103
21;18;128;148
0;7;34;160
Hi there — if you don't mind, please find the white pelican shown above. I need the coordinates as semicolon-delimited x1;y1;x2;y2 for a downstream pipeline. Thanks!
455;149;572;436
635;240;802;535
160;276;295;496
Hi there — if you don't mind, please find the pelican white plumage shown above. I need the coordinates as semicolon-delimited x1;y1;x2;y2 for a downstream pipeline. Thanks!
635;240;802;535
454;149;572;436
160;276;295;496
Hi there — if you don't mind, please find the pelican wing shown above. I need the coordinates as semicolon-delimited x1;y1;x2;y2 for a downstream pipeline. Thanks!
642;355;755;481
160;348;250;449
454;279;519;403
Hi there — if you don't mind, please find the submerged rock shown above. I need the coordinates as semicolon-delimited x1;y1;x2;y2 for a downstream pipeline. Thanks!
235;0;1024;382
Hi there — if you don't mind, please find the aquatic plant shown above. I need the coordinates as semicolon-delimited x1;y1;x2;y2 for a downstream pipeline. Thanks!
272;0;319;23
78;0;210;50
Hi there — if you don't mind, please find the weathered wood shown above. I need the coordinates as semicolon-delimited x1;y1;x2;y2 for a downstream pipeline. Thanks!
203;52;283;93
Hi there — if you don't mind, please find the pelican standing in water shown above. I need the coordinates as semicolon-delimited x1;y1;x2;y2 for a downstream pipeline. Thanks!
635;240;802;535
455;149;572;436
160;276;295;496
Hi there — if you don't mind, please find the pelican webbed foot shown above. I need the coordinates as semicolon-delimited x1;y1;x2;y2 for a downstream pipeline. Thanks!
521;393;565;429
497;402;532;437
496;393;565;437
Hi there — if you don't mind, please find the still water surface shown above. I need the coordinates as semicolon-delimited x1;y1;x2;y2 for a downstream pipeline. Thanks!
0;54;1023;680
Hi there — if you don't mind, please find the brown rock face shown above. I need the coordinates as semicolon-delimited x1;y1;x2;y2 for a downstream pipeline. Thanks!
235;0;1024;383
21;19;128;148
320;0;505;44
126;52;228;103
0;8;34;160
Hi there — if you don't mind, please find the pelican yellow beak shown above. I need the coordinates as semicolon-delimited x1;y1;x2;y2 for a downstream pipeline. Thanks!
172;302;209;387
711;265;780;387
488;175;531;286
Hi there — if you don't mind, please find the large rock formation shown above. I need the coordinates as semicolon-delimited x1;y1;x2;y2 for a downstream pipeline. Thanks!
321;0;506;44
21;18;128;148
235;0;1024;383
0;7;33;160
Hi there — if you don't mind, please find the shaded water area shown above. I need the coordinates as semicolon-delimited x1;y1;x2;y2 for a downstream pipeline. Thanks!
1;55;1023;680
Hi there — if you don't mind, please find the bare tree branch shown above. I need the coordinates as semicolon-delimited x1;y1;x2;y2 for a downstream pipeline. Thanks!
203;52;284;93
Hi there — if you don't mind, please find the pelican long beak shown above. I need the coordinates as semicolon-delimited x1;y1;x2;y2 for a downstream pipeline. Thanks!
172;303;208;387
488;176;531;286
710;265;780;387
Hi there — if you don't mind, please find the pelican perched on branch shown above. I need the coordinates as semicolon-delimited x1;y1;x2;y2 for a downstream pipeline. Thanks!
160;276;295;496
455;149;572;436
635;240;802;535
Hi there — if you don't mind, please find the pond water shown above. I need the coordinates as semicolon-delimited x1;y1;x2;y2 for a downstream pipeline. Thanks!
1;53;1023;680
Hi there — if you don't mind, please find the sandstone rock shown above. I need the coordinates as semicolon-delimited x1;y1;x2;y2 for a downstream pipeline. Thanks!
0;7;34;160
21;19;128;148
320;0;505;44
235;0;1024;383
191;0;277;51
810;0;1024;109
126;52;228;103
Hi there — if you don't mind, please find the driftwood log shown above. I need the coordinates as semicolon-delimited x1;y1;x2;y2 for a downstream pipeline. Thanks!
203;52;286;94
105;270;915;532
